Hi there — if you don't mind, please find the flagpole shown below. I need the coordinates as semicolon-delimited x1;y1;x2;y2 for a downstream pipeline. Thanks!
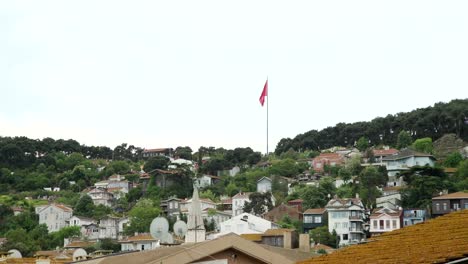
266;76;269;156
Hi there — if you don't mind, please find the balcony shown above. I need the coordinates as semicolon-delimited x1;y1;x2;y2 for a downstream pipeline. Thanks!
349;227;364;233
349;215;363;221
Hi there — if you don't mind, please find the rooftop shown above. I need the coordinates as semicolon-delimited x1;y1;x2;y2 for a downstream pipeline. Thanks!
382;148;435;161
298;209;468;264
304;208;326;214
432;191;468;200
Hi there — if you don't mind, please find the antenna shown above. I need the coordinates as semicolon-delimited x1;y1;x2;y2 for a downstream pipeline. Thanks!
173;220;188;238
149;217;169;240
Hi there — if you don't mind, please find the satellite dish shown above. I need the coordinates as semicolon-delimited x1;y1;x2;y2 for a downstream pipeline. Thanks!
160;232;174;244
173;220;188;238
150;217;169;240
72;248;87;261
8;249;22;258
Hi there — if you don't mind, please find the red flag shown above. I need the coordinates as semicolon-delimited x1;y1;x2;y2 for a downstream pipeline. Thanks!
259;80;268;106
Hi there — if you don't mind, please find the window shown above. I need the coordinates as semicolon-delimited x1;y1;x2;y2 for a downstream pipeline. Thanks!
314;216;322;223
379;220;384;230
304;215;313;223
392;220;397;229
443;203;447;210
342;222;348;229
464;203;468;209
435;203;440;211
174;203;178;208
386;220;390;229
373;220;378;229
141;245;145;250
343;234;348;240
454;203;460;210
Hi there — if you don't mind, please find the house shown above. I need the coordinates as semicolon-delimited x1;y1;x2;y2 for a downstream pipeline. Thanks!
287;199;304;212
94;175;132;199
119;233;159;251
219;197;232;213
67;215;96;227
403;209;427;226
36;204;73;233
193;174;221;189
303;208;327;233
99;216;129;240
369;207;403;235
218;213;279;237
382;149;436;187
432;191;468;217
78;233;315;264
179;197;217;215
160;197;182;217
261;229;299;249
376;192;401;210
257;177;272;193
264;204;302;223
372;148;398;164
312;153;344;173
142;148;174;158
201;208;231;231
86;187;114;207
232;192;253;217
325;195;366;246
298;210;468;264
82;223;101;240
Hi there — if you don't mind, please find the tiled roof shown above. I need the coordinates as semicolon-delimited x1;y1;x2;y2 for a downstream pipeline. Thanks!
304;208;326;214
240;233;263;242
120;233;156;242
298;209;468;264
370;208;402;218
288;199;304;203
262;228;295;236
221;198;232;204
373;149;398;156
232;192;253;199
64;241;95;248
432;191;468;200
326;198;363;208
53;203;73;212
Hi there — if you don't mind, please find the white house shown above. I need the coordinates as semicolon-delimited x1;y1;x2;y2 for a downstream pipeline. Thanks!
382;149;436;187
193;175;221;189
257;177;272;193
201;208;232;231
67;216;96;228
217;213;279;237
36;204;73;233
232;192;252;217
369;207;403;235
99;216;129;240
119;233;159;251
326;195;365;246
86;188;114;207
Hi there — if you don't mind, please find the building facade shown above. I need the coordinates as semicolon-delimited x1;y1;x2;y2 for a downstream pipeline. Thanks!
432;192;468;217
303;208;327;233
36;204;73;233
326;196;365;246
369;207;403;235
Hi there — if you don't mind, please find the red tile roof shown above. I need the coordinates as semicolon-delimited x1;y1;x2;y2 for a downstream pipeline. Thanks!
120;233;156;242
432;191;468;200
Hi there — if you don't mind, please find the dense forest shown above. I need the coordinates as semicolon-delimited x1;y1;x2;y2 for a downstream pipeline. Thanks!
275;99;468;154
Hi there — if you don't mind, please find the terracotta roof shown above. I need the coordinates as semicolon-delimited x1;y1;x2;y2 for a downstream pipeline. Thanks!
326;198;363;208
288;199;304;203
107;187;124;192
262;228;295;236
232;192;253;199
304;208;326;214
444;167;458;173
240;233;263;242
370;208;402;218
298;209;468;264
76;233;315;264
221;198;232;204
120;233;156;242
373;149;398;156
432;191;468;200
53;203;73;212
64;241;95;248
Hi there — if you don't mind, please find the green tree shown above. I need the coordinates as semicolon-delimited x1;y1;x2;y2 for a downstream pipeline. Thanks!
243;192;273;216
356;137;370;152
1;228;38;256
74;195;95;217
97;238;121;253
338;167;352;183
358;166;386;207
144;156;170;172
411;137;434;154
268;158;299;177
444;152;463;168
397;131;413;149
309;226;338;248
124;199;161;235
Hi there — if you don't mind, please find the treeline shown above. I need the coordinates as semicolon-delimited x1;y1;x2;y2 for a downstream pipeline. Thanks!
275;99;468;154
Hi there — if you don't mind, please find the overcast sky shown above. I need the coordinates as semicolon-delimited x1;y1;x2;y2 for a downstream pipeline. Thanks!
1;1;467;153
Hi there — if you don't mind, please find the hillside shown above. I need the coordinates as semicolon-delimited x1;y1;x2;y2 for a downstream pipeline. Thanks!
275;99;468;154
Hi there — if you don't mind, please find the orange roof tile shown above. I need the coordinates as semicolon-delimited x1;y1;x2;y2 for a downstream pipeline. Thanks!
121;233;156;242
298;209;468;264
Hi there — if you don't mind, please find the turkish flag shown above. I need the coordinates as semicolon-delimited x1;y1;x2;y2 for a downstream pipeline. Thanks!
259;80;268;106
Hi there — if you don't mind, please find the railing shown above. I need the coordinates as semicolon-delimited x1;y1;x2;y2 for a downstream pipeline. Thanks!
349;215;363;220
349;227;364;232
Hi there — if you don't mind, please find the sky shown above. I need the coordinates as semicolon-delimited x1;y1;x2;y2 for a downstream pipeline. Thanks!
1;1;468;153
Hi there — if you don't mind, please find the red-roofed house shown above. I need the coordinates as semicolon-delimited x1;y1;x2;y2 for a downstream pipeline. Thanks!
312;153;344;173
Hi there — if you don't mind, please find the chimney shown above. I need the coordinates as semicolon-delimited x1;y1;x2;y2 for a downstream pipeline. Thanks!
299;234;310;252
